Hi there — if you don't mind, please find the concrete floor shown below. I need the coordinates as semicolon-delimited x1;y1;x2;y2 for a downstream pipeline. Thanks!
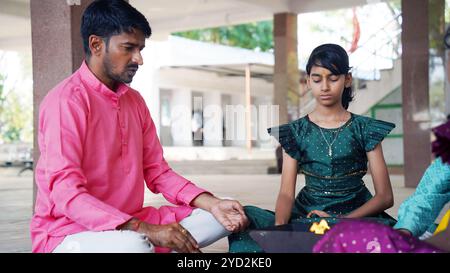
0;166;419;253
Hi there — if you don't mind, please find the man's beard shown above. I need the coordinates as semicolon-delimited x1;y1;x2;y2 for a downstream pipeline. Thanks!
103;54;137;84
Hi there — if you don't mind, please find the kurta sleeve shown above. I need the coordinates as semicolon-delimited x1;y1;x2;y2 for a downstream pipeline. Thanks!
267;120;303;161
41;91;133;231
432;121;450;165
394;157;450;236
140;98;209;207
363;118;395;152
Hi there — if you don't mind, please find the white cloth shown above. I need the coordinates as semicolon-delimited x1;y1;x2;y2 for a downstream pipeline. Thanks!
52;230;154;253
53;208;230;253
180;208;232;248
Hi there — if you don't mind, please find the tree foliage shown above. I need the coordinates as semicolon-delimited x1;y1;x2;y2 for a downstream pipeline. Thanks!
0;59;32;144
173;21;274;52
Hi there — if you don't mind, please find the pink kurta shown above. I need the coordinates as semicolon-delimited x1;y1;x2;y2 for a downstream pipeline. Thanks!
30;61;208;253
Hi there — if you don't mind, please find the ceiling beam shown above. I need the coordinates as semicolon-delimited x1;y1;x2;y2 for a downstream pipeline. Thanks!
232;0;291;13
290;0;384;14
0;0;30;19
151;8;273;34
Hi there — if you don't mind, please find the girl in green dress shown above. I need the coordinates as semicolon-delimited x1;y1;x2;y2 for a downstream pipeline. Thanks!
228;43;396;252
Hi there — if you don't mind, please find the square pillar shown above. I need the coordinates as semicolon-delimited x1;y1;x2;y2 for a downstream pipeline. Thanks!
273;13;300;124
401;0;431;188
31;0;94;204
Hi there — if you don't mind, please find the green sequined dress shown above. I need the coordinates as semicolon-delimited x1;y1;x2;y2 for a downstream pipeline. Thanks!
228;113;397;252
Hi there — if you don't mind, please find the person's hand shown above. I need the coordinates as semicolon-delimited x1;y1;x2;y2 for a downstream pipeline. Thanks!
141;222;201;253
210;199;249;233
307;210;331;218
275;221;288;226
397;229;412;236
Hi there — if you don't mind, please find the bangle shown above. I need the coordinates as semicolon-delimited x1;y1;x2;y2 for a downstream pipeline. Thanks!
131;219;143;232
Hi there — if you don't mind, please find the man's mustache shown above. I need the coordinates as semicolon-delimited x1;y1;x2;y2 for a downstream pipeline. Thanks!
127;64;139;70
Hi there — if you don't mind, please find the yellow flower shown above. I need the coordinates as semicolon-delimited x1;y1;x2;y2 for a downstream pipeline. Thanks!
309;219;331;235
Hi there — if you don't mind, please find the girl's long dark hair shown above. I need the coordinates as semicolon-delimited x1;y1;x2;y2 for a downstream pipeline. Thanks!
305;43;353;109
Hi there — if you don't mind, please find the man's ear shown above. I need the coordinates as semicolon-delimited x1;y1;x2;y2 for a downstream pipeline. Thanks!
89;35;104;57
345;73;353;88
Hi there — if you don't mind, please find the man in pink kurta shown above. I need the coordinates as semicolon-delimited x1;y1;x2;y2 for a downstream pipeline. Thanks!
30;0;247;253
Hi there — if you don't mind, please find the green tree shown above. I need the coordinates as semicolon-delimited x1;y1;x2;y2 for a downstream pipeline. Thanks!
429;0;446;60
0;73;9;142
0;61;31;144
391;0;448;58
173;21;274;52
1;92;28;142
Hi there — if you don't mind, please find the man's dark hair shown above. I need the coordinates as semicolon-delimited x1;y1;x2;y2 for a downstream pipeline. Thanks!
81;0;152;57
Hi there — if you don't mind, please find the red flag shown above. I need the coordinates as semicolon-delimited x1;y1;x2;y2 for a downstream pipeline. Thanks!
349;7;360;53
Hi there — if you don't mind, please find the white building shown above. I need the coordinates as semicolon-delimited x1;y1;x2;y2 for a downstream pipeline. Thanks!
131;35;404;164
132;36;280;160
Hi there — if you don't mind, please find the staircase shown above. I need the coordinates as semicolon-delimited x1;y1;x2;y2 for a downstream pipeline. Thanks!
348;58;401;115
299;58;401;116
299;12;402;116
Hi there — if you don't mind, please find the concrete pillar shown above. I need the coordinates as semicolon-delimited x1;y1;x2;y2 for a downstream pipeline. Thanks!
31;0;94;205
203;91;222;146
273;13;300;124
170;88;193;146
401;0;431;188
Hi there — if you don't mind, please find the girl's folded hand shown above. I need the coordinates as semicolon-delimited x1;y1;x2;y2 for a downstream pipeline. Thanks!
307;210;331;218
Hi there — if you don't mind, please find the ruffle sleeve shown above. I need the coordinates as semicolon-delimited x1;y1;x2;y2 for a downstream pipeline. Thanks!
363;118;395;152
431;120;450;165
267;121;302;161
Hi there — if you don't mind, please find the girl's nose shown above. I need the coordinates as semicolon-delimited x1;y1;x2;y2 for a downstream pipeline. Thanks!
321;80;330;91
